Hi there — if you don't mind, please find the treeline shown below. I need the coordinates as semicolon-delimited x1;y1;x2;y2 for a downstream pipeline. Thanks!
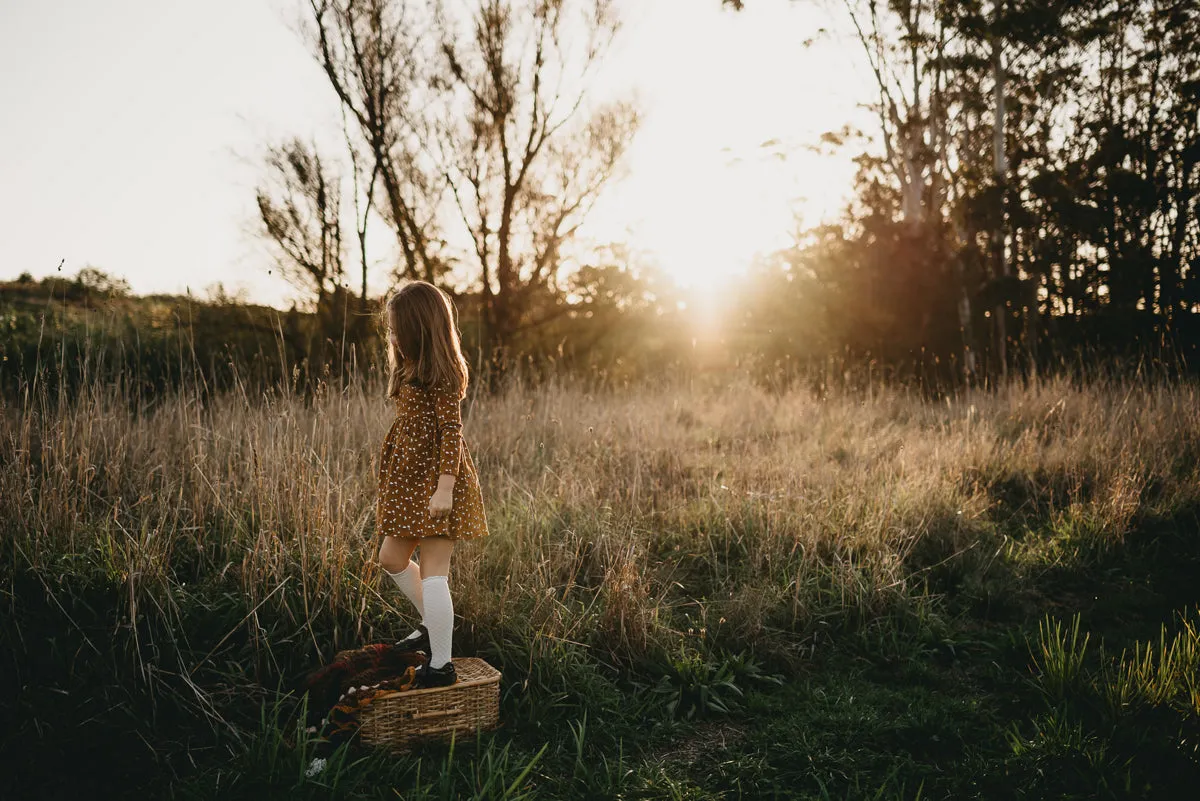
727;0;1200;384
7;254;1187;409
248;0;1198;389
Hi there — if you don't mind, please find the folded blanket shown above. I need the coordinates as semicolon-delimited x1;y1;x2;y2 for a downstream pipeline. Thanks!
300;642;428;760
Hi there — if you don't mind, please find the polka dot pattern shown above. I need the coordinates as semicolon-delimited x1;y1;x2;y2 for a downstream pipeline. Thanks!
375;383;489;541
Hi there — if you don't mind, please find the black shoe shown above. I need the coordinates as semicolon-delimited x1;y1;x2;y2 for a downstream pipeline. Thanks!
394;624;430;654
412;659;457;689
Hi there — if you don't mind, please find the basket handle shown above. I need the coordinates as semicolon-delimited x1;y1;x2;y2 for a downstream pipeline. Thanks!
412;707;462;720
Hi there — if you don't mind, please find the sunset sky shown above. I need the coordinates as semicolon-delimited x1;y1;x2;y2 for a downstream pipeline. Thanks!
0;0;876;306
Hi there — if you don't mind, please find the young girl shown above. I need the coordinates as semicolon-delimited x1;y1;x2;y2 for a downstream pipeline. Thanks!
375;281;489;688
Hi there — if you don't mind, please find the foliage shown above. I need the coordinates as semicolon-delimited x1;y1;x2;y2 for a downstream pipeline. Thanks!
645;642;784;720
727;0;1200;387
1033;613;1092;705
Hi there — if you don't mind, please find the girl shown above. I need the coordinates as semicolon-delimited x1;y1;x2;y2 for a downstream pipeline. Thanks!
375;281;489;689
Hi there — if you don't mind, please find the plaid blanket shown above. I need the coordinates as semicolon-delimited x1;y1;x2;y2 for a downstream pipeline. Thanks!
301;643;427;758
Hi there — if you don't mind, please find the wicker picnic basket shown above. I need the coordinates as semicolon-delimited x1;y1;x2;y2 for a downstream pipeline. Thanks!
358;657;500;751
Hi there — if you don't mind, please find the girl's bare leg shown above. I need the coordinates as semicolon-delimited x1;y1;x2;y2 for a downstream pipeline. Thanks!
416;536;454;578
378;535;418;573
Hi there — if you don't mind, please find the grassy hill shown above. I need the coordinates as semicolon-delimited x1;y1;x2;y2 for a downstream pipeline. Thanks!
0;272;361;400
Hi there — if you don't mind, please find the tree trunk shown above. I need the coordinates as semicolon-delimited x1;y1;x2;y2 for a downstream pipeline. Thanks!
991;4;1008;382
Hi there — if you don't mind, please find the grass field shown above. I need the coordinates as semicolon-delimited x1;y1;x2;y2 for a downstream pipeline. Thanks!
3;368;1200;799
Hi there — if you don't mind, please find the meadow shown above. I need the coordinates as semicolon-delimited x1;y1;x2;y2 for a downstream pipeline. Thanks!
4;362;1200;799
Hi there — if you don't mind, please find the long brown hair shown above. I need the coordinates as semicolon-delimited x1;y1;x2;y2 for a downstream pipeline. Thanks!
382;281;469;400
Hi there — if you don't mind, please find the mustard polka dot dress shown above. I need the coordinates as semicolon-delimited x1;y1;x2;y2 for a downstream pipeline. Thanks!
376;383;489;540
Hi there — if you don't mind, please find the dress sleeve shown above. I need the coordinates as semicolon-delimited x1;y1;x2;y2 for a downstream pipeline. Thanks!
433;386;464;477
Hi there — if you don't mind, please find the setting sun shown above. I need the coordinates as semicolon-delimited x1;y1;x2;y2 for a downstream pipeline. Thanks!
583;0;869;288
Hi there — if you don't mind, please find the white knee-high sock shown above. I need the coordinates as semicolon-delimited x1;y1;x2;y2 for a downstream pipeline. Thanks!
421;575;454;668
386;561;425;640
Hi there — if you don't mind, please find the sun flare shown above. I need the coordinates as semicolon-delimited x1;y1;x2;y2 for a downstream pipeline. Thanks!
578;0;868;293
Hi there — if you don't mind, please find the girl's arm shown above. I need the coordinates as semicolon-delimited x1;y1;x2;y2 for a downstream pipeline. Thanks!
429;388;463;518
433;387;464;480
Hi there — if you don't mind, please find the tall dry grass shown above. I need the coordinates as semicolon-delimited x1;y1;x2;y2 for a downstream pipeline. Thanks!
5;368;1200;682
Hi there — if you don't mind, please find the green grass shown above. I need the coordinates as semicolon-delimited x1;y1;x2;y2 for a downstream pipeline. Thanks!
4;363;1200;799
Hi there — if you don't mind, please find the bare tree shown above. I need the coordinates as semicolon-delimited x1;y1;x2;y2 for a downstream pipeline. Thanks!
307;0;447;284
341;102;381;315
436;0;639;359
256;137;346;310
303;0;639;365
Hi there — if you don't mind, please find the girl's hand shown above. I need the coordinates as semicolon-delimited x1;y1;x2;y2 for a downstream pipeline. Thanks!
429;474;456;518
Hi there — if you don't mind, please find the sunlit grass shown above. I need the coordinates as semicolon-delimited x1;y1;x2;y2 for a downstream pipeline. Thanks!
5;365;1200;797
7;370;1200;664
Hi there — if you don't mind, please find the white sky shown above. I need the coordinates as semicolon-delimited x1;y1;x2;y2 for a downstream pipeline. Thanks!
0;0;875;306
